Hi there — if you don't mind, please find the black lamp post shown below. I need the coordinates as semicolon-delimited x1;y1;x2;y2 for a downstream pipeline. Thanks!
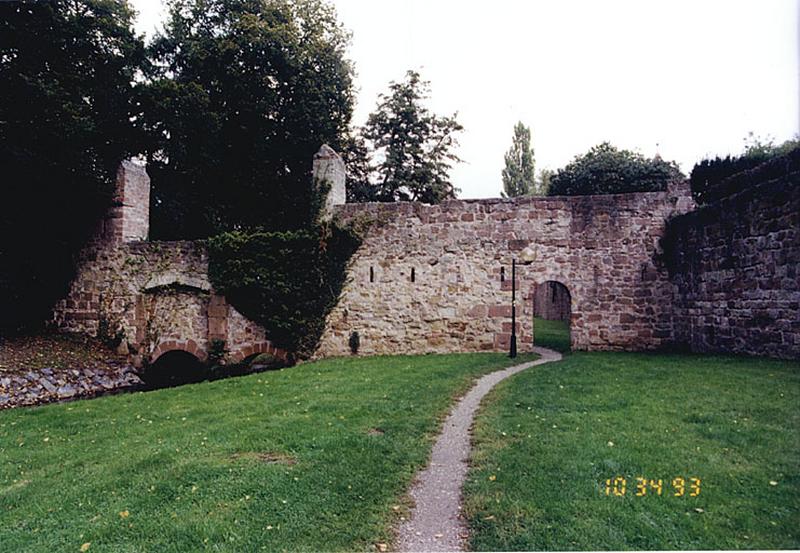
510;258;517;358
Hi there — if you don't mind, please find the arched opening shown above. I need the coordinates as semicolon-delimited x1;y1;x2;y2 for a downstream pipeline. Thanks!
533;280;571;352
141;350;207;390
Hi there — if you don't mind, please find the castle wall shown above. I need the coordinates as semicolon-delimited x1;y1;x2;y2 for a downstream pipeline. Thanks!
54;238;281;365
316;183;695;357
666;151;800;359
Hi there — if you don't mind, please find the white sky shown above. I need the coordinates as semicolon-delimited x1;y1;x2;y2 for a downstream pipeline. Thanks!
132;0;799;198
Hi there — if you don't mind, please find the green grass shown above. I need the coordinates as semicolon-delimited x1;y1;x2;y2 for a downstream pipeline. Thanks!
0;352;535;552
533;317;571;353
464;352;800;550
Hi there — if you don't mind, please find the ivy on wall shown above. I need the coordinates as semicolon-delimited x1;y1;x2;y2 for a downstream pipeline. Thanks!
207;224;361;358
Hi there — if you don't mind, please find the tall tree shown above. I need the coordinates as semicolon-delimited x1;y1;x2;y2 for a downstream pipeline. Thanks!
140;0;355;238
0;0;145;332
501;122;535;197
362;70;463;203
549;142;683;196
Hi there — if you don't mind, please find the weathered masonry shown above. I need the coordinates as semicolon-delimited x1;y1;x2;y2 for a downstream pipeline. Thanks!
666;151;800;359
317;183;697;356
317;150;799;360
54;146;799;364
53;161;287;367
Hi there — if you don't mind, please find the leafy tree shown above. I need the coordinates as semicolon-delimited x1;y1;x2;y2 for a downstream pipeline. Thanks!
140;0;355;238
501;122;535;197
549;142;683;196
0;0;145;332
340;131;377;203
362;70;463;203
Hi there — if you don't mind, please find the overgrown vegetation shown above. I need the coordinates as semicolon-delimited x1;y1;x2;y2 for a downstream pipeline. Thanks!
549;142;683;196
0;352;535;552
690;134;799;204
0;0;144;332
465;352;800;550
141;0;355;239
207;225;361;358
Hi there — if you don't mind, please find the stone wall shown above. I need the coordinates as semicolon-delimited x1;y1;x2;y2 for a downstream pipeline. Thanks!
53;163;287;367
666;151;800;359
316;183;695;357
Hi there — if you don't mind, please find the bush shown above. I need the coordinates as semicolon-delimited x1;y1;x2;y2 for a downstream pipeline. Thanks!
549;142;683;196
207;224;361;358
690;136;799;204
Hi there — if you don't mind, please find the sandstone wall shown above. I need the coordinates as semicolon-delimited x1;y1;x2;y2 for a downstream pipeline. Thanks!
667;151;800;359
316;183;695;357
53;239;281;365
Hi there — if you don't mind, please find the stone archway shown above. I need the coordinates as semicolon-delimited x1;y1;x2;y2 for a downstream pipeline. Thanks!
533;280;572;352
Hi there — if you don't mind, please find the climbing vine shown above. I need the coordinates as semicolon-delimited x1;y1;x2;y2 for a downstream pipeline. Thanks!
207;223;361;358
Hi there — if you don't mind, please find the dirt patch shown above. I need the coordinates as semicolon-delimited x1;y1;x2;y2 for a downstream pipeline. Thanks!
367;427;385;436
229;452;297;465
0;332;126;374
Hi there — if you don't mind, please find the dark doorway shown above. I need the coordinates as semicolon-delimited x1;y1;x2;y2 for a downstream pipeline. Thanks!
533;281;571;352
141;350;207;390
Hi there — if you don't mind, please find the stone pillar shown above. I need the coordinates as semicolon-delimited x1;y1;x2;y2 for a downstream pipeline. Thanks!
313;144;346;222
104;160;150;244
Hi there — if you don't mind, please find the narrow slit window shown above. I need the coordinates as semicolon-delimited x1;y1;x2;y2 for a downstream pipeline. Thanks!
500;266;505;282
369;266;374;283
411;267;416;283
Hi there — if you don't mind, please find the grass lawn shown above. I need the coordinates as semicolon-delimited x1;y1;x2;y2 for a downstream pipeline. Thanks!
464;351;800;550
0;352;535;552
533;317;571;353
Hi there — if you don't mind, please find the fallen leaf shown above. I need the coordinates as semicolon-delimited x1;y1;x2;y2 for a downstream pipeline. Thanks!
769;481;778;486
607;441;614;447
80;543;91;552
376;543;388;552
488;475;496;481
119;510;129;519
483;515;495;521
694;508;704;513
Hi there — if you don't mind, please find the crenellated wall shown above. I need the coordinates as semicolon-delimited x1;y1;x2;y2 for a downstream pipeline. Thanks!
316;183;696;357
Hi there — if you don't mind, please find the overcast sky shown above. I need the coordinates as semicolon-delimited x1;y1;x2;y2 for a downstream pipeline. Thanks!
132;0;799;199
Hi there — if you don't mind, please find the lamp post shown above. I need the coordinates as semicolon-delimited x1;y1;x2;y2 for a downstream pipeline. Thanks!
510;258;517;358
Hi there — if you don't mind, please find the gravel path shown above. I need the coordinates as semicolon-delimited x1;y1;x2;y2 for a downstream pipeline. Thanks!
395;347;563;552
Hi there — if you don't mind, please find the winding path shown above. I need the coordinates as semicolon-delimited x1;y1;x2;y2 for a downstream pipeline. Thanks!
395;347;563;552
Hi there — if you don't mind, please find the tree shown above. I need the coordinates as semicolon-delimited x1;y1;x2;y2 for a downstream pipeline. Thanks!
140;0;355;238
549;142;683;196
501;122;535;197
0;0;145;332
340;131;377;203
362;70;463;203
534;168;554;196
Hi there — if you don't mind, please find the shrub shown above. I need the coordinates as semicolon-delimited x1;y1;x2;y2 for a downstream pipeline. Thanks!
690;136;799;204
349;331;360;355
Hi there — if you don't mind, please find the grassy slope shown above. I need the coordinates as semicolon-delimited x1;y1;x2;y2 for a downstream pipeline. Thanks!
0;352;535;552
464;352;800;550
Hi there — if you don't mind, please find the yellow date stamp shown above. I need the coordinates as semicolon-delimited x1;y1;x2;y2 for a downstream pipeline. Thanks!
603;476;701;497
